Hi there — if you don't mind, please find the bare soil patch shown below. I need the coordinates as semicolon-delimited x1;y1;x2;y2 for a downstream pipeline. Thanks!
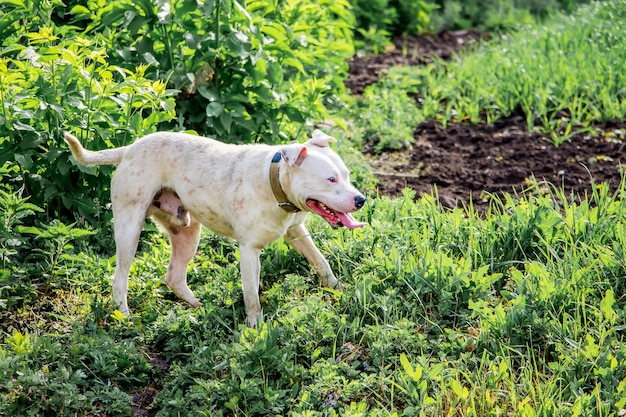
347;31;626;209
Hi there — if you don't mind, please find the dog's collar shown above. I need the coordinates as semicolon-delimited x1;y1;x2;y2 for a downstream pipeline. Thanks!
269;152;302;213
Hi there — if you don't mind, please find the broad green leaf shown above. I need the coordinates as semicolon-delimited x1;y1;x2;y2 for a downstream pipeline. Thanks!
14;153;33;169
206;101;224;117
399;353;422;381
600;289;616;322
283;57;305;74
226;31;251;58
220;112;232;132
99;7;128;27
262;22;288;43
197;86;220;101
1;0;26;6
69;5;90;15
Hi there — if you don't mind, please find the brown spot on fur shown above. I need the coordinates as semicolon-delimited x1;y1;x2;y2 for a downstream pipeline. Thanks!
233;179;243;193
233;198;245;212
169;226;179;235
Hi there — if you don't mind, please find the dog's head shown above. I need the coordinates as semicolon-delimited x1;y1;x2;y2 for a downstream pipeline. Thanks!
280;130;366;228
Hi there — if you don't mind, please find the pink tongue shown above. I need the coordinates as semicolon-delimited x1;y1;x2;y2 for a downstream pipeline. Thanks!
337;212;366;229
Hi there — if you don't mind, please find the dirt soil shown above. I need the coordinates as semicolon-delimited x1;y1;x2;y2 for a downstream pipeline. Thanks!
347;31;626;210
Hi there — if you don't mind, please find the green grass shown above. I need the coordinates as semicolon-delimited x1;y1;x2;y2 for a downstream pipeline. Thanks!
2;179;626;415
351;72;422;152
361;0;626;150
3;0;626;414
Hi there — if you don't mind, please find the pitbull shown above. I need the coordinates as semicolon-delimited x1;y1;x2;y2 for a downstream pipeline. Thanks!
64;130;366;326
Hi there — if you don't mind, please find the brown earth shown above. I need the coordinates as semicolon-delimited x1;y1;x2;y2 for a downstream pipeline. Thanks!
347;31;626;210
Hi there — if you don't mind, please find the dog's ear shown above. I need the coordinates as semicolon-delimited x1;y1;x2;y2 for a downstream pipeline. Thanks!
309;129;337;148
281;144;307;166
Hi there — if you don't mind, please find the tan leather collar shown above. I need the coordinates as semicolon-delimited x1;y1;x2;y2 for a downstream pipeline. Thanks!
269;152;301;213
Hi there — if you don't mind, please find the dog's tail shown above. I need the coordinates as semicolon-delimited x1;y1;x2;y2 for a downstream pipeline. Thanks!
63;132;126;166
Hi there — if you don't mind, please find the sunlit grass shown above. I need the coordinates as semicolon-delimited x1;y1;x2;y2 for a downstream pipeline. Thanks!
381;0;626;145
3;176;626;415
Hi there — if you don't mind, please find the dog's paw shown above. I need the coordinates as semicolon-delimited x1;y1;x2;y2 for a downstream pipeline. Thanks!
189;299;203;308
334;282;345;291
246;310;263;327
321;276;343;290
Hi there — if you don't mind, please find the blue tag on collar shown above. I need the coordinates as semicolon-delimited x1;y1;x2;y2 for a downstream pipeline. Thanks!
271;152;282;163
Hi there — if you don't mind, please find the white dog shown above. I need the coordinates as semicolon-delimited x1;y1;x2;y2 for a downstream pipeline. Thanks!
64;130;366;326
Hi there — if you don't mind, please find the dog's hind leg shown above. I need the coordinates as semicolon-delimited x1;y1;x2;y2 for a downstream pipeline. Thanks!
111;208;146;315
157;216;203;307
110;170;157;315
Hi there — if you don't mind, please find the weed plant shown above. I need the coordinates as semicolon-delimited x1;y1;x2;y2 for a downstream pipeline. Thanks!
375;0;626;147
351;72;422;153
2;175;626;415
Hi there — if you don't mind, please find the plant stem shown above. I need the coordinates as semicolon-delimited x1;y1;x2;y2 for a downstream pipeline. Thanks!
215;0;221;51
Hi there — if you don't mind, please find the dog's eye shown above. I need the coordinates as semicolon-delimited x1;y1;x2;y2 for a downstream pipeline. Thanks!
327;176;337;183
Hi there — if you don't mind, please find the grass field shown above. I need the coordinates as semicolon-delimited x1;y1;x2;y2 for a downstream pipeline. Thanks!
356;0;626;151
2;1;626;416
3;182;626;415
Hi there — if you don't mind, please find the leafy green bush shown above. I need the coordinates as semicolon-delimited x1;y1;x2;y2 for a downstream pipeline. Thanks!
156;322;305;415
0;6;177;221
81;0;355;143
350;0;437;54
0;171;43;310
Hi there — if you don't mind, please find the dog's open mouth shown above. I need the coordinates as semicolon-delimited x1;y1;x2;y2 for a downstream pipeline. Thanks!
306;200;366;229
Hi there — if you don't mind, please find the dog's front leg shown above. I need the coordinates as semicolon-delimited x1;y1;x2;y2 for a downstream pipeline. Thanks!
239;244;262;327
285;224;339;288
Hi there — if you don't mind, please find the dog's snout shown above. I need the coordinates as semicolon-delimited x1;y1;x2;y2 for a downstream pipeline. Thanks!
354;195;366;209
